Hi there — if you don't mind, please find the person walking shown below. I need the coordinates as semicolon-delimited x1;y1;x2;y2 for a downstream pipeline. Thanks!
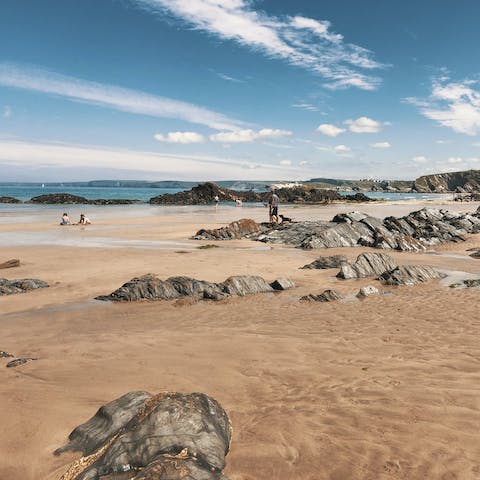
268;188;280;224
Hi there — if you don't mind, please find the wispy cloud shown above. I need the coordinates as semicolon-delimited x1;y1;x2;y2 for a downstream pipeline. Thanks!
209;128;292;143
216;72;245;83
406;78;480;135
292;102;321;112
2;105;12;118
0;140;305;180
0;63;244;131
133;0;384;90
370;141;391;148
154;131;206;143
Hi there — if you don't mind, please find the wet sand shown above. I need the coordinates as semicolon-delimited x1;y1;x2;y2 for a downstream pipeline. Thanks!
1;200;480;479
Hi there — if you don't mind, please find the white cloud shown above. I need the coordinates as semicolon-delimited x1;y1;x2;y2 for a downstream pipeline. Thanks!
413;155;428;163
0;140;304;180
370;141;391;149
3;105;11;118
154;131;205;143
407;78;480;135
317;123;345;137
334;144;351;153
279;159;291;166
448;157;463;164
292;103;320;112
345;116;381;133
299;160;309;166
0;63;244;131
435;139;450;144
209;128;292;143
134;0;384;90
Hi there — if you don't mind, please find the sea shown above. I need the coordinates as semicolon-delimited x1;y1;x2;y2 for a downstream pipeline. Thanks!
0;185;454;204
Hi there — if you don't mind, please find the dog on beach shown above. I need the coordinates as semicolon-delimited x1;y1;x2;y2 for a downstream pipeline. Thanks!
279;214;293;223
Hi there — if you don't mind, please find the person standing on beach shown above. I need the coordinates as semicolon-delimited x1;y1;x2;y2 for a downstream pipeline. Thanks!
268;188;280;223
214;195;219;208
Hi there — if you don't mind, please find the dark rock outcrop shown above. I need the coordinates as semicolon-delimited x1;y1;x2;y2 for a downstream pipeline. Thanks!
0;278;49;296
0;196;22;203
301;255;348;269
0;259;20;269
149;182;375;206
379;265;445;285
28;193;140;205
97;274;283;302
193;219;264;240
337;252;398;279
0;351;14;358
55;391;232;480
249;208;480;251
414;169;480;192
300;289;343;302
29;193;90;204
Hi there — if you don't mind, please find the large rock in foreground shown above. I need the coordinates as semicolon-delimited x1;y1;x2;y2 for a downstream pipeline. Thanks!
55;391;232;480
0;278;49;295
96;274;291;302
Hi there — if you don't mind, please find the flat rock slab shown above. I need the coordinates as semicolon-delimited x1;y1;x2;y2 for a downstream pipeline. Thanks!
379;265;445;286
56;391;232;480
193;218;263;240
0;278;49;296
357;285;382;298
301;255;347;269
0;259;20;269
301;289;343;302
6;357;37;368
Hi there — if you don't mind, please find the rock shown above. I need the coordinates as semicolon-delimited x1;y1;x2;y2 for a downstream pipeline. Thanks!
300;289;343;302
193;218;263;240
469;250;480;259
97;274;279;302
270;278;295;290
0;278;49;296
357;285;381;298
337;252;398;279
0;351;14;358
0;259;20;269
332;212;368;223
379;265;445;285
301;255;348;269
6;357;37;368
29;193;90;204
55;391;232;480
96;275;181;302
167;276;228;301
222;275;273;296
451;278;480;288
0;196;22;203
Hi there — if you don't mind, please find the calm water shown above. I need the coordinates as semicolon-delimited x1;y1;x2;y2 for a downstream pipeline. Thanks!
0;185;454;203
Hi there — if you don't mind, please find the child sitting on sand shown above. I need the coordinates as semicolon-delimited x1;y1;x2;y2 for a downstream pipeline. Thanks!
60;213;71;225
78;214;91;225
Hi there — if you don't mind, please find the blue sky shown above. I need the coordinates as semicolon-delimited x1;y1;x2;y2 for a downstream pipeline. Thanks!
1;0;480;181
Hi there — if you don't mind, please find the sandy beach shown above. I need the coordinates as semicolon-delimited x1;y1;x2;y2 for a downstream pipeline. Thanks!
1;200;480;480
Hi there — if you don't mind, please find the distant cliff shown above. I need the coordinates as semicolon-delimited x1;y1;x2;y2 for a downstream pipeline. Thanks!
414;170;480;192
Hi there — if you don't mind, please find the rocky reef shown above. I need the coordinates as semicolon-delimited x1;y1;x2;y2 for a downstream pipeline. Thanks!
55;391;232;480
27;193;140;205
193;218;264;240
300;289;343;302
0;196;22;203
149;182;375;205
0;278;49;295
301;255;348;269
196;208;480;252
96;274;294;302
